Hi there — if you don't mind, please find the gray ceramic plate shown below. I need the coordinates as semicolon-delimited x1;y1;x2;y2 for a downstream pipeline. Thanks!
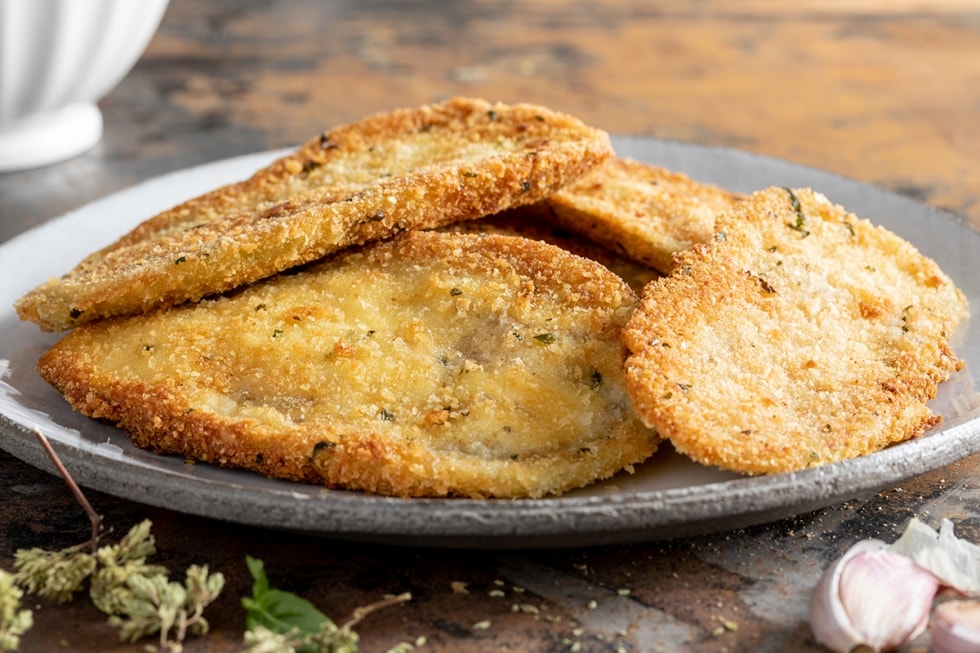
2;137;978;548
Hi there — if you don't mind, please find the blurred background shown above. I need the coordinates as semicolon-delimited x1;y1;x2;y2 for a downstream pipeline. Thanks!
2;0;978;239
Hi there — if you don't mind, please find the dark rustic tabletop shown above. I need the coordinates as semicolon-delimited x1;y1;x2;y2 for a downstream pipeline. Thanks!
2;1;979;651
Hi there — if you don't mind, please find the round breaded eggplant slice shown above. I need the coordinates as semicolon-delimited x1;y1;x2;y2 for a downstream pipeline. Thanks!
622;186;967;475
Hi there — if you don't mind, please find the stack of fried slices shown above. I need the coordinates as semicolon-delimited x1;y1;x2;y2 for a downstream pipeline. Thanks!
15;97;968;498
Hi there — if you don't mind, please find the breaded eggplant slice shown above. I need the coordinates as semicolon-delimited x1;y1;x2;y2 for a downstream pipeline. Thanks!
17;97;612;331
622;187;967;475
38;231;658;498
441;202;661;293
547;157;743;273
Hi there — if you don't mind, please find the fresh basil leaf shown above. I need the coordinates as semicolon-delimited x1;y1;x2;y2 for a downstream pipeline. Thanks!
242;557;330;636
245;555;269;596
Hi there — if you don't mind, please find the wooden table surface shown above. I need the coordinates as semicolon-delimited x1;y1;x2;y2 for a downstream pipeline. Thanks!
2;1;979;651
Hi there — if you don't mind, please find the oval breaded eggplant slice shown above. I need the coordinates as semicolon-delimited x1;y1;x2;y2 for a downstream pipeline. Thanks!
17;97;612;331
622;187;968;475
547;157;743;274
38;231;658;498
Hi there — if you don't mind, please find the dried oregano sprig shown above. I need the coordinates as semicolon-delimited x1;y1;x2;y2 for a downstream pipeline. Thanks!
13;542;96;603
13;428;102;604
4;429;225;652
0;569;33;651
13;518;225;652
108;563;225;651
88;519;169;614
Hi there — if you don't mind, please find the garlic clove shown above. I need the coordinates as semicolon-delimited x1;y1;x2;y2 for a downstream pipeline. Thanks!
811;540;880;653
931;600;980;653
837;546;939;651
810;539;941;653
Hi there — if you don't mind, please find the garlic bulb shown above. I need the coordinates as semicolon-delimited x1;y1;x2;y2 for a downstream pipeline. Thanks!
931;600;980;653
810;539;940;652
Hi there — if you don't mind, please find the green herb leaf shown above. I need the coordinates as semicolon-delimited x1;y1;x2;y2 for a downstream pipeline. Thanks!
246;556;268;597
242;557;331;638
783;188;810;237
533;333;556;344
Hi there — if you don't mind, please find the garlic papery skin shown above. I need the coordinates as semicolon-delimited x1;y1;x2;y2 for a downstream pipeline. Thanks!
810;539;941;652
931;600;980;653
890;518;980;596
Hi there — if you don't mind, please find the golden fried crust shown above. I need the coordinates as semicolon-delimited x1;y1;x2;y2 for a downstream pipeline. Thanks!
547;157;743;273
38;231;658;498
622;187;968;475
16;97;612;331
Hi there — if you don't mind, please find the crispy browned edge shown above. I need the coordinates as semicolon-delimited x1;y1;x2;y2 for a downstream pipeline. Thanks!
622;187;967;475
547;157;743;273
16;97;613;331
37;231;659;498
